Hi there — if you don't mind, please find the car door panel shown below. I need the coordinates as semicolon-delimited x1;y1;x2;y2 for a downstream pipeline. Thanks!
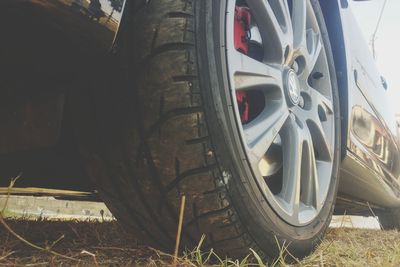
337;2;400;206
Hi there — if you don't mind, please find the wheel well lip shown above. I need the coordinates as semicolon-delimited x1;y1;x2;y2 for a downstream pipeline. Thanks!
319;0;350;159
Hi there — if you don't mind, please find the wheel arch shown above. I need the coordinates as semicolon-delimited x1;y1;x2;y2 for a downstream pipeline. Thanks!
319;0;349;159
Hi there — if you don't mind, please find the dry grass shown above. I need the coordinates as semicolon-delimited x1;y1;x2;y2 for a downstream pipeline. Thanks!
299;228;400;266
0;219;400;266
0;219;147;266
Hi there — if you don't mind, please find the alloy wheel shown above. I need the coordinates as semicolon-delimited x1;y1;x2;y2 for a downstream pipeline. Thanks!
226;0;335;226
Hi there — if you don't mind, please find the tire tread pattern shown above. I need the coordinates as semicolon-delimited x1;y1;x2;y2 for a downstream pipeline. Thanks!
82;0;259;257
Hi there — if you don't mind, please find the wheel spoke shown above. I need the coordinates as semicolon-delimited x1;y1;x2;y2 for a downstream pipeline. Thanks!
304;29;322;74
309;89;334;160
279;115;303;218
307;118;332;161
292;0;307;49
294;88;334;161
301;129;319;208
315;160;333;209
313;88;334;114
245;0;291;62
271;0;293;37
293;107;332;162
230;51;283;90
277;0;294;65
244;104;289;165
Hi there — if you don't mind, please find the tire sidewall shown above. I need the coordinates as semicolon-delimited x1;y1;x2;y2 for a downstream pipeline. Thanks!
195;0;341;256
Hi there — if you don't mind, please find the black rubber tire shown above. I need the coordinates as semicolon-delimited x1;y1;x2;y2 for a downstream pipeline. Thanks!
378;209;400;230
77;0;342;260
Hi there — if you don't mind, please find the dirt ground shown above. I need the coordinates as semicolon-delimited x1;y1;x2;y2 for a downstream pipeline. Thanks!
0;218;400;267
0;219;160;266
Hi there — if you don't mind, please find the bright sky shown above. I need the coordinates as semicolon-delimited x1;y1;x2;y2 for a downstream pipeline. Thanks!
349;0;400;112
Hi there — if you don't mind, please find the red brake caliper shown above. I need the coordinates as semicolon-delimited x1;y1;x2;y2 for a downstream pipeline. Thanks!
234;6;251;124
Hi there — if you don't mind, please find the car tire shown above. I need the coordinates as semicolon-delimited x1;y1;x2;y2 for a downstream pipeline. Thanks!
378;209;400;230
77;0;341;260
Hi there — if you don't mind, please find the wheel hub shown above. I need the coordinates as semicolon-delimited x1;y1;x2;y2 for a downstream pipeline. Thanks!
285;69;301;106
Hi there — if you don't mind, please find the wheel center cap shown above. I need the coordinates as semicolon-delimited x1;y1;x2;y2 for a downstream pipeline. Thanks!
285;69;301;106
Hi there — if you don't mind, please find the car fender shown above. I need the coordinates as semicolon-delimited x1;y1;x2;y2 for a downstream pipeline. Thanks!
322;0;400;207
